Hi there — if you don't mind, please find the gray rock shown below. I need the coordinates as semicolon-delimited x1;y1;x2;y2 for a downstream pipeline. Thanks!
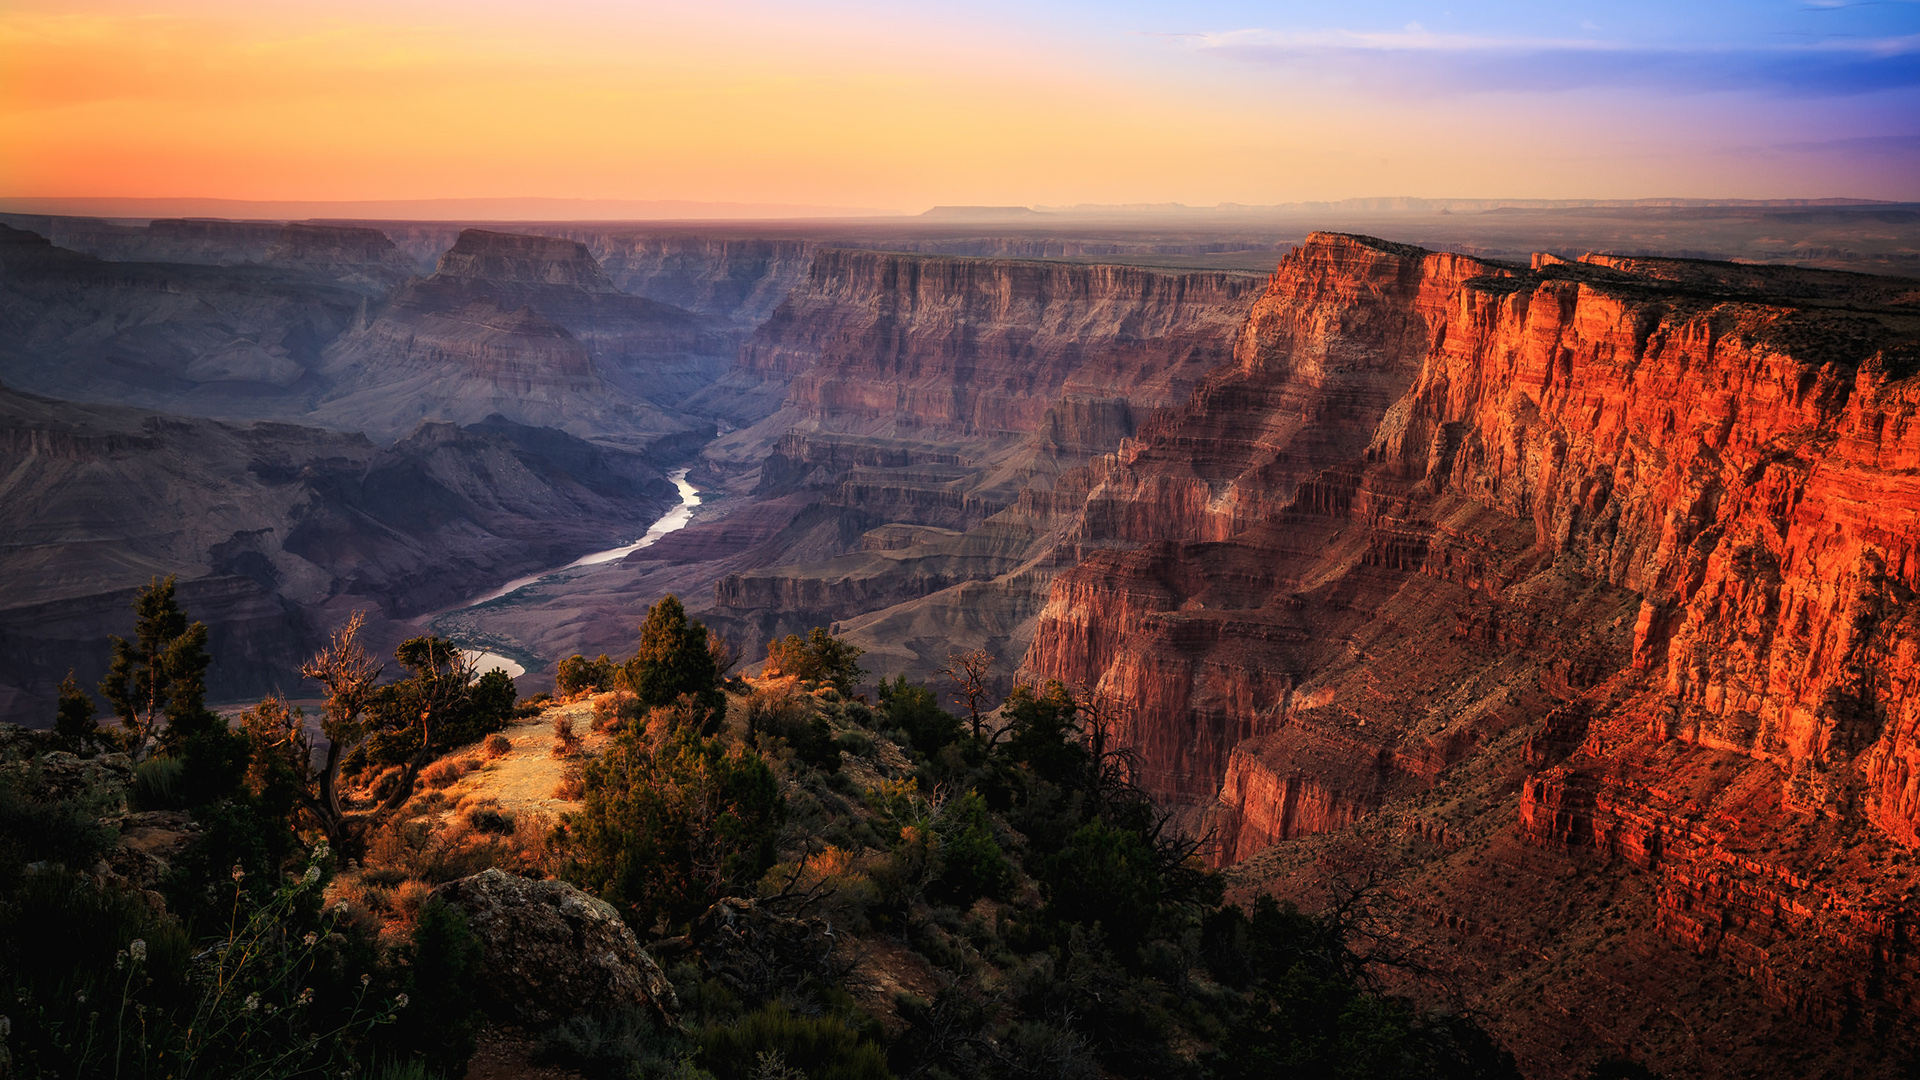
430;868;679;1028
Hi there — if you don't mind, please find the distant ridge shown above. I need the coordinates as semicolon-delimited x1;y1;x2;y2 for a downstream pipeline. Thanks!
919;206;1048;220
0;196;900;223
1036;196;1900;216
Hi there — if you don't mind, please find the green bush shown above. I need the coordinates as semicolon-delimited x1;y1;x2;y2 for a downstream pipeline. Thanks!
568;726;785;932
556;652;620;697
536;1005;691;1079
0;759;121;875
698;1002;892;1080
625;595;723;722
748;692;840;773
764;628;867;696
929;790;1013;907
382;898;483;1078
877;676;961;754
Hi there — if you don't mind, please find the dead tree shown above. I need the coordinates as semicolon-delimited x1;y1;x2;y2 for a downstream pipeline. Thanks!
938;649;996;740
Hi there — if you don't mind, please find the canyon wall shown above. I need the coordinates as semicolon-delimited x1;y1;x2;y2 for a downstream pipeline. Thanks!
1018;232;1920;1073
0;384;676;717
736;248;1261;441
315;229;735;443
693;251;1264;673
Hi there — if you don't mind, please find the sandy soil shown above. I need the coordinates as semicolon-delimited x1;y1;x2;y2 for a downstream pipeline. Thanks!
437;695;612;818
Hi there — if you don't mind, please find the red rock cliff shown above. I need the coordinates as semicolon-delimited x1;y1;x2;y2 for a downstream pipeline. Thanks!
1020;233;1920;1071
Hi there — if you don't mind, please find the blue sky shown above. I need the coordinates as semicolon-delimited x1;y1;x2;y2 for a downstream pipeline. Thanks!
4;0;1916;205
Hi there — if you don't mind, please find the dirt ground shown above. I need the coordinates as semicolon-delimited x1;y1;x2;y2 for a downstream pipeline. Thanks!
437;695;612;817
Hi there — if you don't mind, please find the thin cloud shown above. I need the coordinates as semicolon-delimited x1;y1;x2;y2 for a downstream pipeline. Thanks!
1178;28;1920;97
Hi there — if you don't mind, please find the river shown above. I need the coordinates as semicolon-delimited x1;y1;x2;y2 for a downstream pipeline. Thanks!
456;468;702;679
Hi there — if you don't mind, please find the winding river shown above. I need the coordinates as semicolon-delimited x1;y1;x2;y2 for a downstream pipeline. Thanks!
455;468;702;678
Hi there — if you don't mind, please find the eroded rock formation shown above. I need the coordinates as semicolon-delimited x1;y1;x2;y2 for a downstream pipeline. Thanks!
1017;232;1920;1074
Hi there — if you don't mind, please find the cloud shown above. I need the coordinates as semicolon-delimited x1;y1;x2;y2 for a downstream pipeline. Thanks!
1771;133;1920;153
1179;28;1920;97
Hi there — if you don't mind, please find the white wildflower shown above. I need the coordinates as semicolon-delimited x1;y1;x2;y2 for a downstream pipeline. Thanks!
393;993;409;1009
74;990;86;1004
302;865;321;885
296;988;314;1006
231;864;246;883
359;973;370;987
243;993;259;1012
128;939;146;962
312;843;330;862
303;932;318;947
333;901;349;916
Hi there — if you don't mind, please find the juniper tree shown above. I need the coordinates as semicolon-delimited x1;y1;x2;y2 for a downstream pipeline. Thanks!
98;575;217;756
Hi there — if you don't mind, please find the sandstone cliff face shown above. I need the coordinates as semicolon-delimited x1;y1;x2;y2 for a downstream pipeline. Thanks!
1018;232;1920;1072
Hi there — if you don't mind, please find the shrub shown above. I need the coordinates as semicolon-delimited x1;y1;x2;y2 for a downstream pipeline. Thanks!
421;759;461;789
698;1002;892;1080
763;628;866;696
593;690;644;733
554;764;586;801
553;712;582;758
536;1006;689;1079
929;790;1013;907
381;897;483;1078
132;755;188;810
482;733;512;758
878;676;961;754
557;653;619;698
747;690;839;773
567;726;784;931
625;595;723;720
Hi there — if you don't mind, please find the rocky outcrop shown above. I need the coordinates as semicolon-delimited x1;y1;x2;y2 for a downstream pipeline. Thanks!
431;869;680;1028
1016;232;1920;1074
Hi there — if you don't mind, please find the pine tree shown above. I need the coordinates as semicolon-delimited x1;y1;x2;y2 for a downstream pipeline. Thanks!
52;670;100;752
98;576;217;755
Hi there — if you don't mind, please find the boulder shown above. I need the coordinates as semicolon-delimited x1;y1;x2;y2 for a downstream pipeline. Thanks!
430;868;679;1027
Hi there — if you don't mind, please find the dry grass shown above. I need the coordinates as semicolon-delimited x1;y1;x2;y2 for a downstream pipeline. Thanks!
422;756;479;789
482;733;512;758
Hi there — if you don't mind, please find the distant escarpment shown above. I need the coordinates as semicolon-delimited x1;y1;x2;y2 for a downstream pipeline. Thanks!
735;248;1261;442
0;384;674;717
1018;233;1920;1074
687;252;1262;670
0;223;363;411
11;217;419;294
316;229;735;443
575;234;816;325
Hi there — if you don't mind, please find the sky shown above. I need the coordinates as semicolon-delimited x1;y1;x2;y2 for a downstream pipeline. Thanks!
2;0;1917;213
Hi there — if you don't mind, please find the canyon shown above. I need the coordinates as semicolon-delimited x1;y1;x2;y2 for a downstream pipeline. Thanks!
5;205;1920;1075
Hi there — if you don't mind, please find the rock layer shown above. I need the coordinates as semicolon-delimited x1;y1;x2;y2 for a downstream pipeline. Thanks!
1017;232;1920;1074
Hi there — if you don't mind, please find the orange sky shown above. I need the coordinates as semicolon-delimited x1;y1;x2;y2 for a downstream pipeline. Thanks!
4;1;1916;211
